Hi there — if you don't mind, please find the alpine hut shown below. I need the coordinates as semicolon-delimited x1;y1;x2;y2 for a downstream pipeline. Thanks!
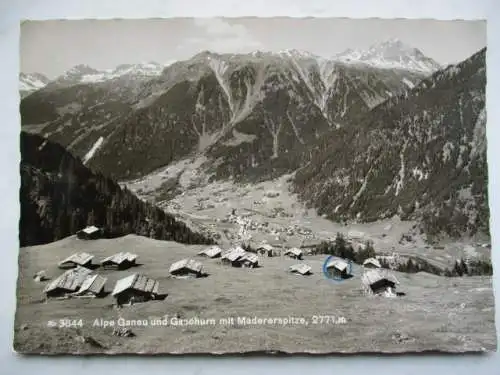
111;274;162;305
363;257;381;269
325;258;352;279
239;253;259;268
284;247;303;260
197;246;222;258
43;267;93;298
289;263;312;276
76;225;102;240
221;246;247;266
361;269;399;296
71;274;107;298
256;243;274;257
58;252;94;269
169;259;205;278
100;252;138;270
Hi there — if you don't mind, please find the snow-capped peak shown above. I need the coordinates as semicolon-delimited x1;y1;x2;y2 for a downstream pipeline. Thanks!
109;62;165;77
54;62;169;84
333;39;442;74
19;72;49;92
65;64;101;76
277;49;319;60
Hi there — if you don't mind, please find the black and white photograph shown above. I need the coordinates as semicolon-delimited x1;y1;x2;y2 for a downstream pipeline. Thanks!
14;17;496;354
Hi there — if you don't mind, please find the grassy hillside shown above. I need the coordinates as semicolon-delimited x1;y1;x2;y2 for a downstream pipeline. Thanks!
14;234;496;354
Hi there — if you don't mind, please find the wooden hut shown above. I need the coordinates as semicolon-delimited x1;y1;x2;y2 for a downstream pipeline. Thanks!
289;263;312;276
221;247;247;266
58;252;94;269
43;267;93;298
361;269;399;295
71;274;107;298
169;259;205;278
325;258;351;279
284;247;303;260
76;225;102;240
111;274;162;305
197;246;222;258
100;252;138;270
256;244;274;257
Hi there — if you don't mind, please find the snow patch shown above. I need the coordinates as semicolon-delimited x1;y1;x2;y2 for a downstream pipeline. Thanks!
394;142;408;196
402;77;415;89
83;136;104;164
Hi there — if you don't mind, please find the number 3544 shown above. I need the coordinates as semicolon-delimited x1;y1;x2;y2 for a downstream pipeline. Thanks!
59;319;83;328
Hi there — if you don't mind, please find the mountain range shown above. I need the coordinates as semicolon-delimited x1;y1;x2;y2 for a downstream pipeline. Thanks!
19;39;488;240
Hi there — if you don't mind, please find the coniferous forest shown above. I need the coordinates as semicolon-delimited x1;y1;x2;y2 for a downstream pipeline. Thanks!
20;131;215;247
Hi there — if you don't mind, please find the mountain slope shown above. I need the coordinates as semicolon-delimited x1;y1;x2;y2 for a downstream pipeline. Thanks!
20;131;214;247
19;72;50;98
19;63;169;159
71;49;425;181
293;48;488;239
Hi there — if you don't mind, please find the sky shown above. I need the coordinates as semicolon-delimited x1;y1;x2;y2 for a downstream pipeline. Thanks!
20;18;486;78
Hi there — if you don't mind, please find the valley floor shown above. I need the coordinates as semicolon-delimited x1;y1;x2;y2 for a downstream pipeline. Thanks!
125;163;492;269
14;235;496;354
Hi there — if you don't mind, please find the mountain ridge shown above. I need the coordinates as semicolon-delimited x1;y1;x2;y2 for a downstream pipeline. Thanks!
293;47;488;240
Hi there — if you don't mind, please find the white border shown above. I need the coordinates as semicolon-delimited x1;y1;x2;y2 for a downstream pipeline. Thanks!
1;1;498;374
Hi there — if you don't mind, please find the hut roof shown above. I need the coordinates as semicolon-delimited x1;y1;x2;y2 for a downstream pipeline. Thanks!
361;269;399;287
363;257;381;268
257;244;273;251
74;274;107;295
80;225;100;234
289;264;312;275
58;252;94;266
241;253;259;264
112;274;159;296
326;258;349;271
285;247;303;256
169;259;203;274
222;247;247;262
101;252;138;265
44;267;93;293
197;246;222;257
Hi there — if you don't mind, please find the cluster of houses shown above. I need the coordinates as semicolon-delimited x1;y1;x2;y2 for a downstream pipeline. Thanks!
223;213;313;241
42;250;153;304
193;242;400;297
41;250;169;305
39;225;401;306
